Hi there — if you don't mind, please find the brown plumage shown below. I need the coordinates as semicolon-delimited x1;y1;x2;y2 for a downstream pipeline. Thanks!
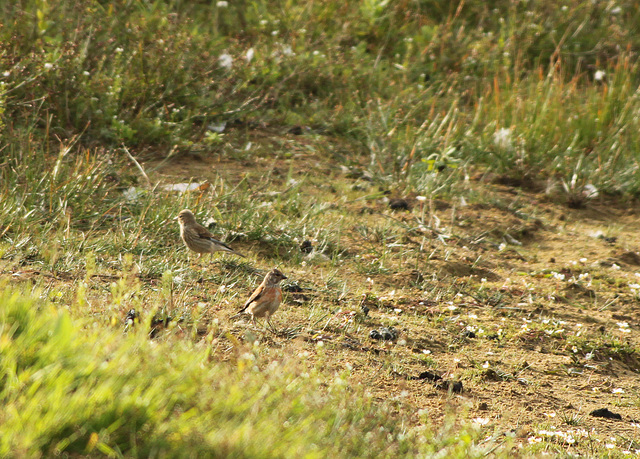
237;268;287;325
176;209;244;258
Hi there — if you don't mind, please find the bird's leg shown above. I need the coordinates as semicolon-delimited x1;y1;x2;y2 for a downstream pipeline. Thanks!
266;317;278;334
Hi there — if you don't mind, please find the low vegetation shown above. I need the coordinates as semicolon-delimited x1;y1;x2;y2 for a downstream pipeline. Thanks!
1;0;640;457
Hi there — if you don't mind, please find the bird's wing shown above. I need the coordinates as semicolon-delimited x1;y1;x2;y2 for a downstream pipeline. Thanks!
194;223;215;240
239;283;265;311
194;224;243;255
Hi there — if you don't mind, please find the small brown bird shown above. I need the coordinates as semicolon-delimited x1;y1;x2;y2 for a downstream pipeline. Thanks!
236;268;287;327
176;209;244;259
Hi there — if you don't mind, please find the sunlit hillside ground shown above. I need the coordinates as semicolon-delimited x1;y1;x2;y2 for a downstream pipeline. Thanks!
2;1;640;456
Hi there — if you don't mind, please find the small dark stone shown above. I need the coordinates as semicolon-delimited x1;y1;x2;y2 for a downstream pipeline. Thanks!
206;217;217;230
462;330;476;339
549;257;556;263
290;293;310;304
388;198;410;211
598;235;617;244
478;402;489;411
486;334;500;340
436;380;463;393
282;282;303;293
361;303;370;317
590;408;622;420
300;240;313;254
413;370;442;381
124;309;138;329
287;125;304;135
618;251;640;266
370;327;398;341
409;270;424;284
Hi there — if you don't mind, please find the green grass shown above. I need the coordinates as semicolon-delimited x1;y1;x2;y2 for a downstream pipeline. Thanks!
0;282;496;457
3;1;640;194
2;0;640;456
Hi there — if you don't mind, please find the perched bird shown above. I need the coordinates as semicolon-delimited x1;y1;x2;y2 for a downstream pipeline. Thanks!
235;268;287;328
176;209;244;259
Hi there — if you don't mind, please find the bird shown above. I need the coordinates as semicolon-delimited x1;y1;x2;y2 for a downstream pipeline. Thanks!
234;268;288;329
176;209;245;259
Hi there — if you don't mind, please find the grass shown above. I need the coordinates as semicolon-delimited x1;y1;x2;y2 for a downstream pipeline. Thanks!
2;0;640;456
0;282;497;457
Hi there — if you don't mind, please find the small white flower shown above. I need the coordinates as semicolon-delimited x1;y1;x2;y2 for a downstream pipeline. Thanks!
271;30;279;36
218;53;233;69
493;127;513;150
2;71;9;77
594;70;606;81
416;195;427;202
246;48;255;62
612;388;625;394
216;1;228;7
83;71;90;76
123;186;139;202
115;47;124;53
612;263;621;270
583;183;599;198
44;63;53;70
282;45;294;56
259;19;268;26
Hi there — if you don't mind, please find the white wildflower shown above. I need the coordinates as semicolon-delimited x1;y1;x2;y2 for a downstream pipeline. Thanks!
493;127;513;150
282;45;294;56
583;183;599;198
218;53;233;69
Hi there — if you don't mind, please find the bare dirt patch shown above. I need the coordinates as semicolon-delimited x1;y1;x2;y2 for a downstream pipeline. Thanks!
142;139;640;453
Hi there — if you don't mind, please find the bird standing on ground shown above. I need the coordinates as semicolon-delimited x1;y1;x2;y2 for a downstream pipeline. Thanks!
236;268;287;327
176;209;244;259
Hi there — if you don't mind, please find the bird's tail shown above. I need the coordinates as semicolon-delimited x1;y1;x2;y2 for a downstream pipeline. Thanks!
216;239;245;257
229;309;248;320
